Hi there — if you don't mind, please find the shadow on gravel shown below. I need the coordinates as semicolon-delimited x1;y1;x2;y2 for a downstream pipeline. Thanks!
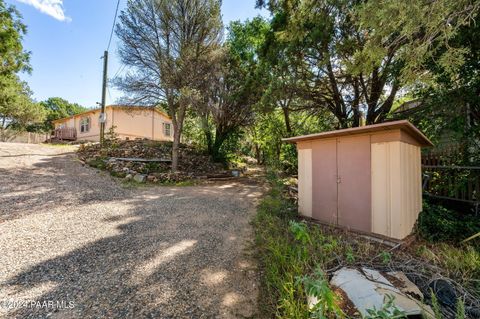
0;154;64;158
0;153;128;223
2;182;262;318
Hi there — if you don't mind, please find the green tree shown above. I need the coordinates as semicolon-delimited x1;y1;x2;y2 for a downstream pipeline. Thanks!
356;0;480;84
0;0;43;140
0;0;30;76
38;97;87;131
0;76;45;141
246;108;334;170
396;15;480;164
115;0;223;171
256;0;480;128
195;17;269;160
258;0;386;128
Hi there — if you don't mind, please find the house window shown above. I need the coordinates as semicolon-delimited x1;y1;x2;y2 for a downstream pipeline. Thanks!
80;117;90;133
163;123;172;137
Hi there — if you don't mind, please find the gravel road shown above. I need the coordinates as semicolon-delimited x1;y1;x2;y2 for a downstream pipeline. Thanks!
0;143;263;318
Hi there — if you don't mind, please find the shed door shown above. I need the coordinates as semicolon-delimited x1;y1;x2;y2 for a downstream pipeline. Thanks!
337;135;371;232
311;139;338;225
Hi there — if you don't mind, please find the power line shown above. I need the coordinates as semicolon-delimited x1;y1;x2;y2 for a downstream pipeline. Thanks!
107;0;121;51
111;64;126;82
107;87;113;103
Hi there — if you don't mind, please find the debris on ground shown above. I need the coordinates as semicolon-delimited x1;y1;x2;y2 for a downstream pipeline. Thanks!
319;230;480;319
329;267;434;318
77;139;241;183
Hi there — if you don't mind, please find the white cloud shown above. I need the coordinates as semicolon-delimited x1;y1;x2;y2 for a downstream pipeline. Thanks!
16;0;71;22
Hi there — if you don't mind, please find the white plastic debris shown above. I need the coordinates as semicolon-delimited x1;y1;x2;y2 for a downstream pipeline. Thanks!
329;267;433;318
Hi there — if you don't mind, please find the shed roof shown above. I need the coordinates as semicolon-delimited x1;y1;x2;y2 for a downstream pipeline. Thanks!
282;120;433;147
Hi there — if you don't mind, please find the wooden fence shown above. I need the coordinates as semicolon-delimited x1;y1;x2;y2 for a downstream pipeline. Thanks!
2;131;50;144
422;146;479;213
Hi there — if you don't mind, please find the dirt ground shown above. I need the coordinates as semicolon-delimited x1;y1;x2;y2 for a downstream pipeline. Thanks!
0;143;263;318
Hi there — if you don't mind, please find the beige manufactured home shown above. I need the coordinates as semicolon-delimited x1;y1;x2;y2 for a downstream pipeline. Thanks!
284;120;433;240
52;105;173;142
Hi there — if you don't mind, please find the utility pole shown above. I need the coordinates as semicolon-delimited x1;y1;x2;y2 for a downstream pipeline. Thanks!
100;50;108;146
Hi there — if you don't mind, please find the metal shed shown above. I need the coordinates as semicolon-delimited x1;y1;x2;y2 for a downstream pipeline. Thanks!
284;120;433;240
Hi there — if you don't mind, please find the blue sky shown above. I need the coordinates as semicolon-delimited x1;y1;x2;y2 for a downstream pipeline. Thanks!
6;0;269;108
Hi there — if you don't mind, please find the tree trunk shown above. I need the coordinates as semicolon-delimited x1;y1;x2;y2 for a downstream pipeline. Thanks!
352;106;360;127
212;128;228;161
172;125;181;172
254;143;261;163
171;104;186;172
335;117;349;129
351;79;361;127
0;116;7;142
200;115;213;155
282;106;293;136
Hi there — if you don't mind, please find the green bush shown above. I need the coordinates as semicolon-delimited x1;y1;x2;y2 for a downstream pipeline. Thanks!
141;162;168;174
296;268;345;318
417;201;480;243
87;157;107;170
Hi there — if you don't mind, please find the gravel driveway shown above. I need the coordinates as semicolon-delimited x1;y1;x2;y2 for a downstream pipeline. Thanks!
0;143;263;318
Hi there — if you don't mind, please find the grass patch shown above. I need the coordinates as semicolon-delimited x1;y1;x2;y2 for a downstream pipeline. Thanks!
156;179;197;187
120;178;197;188
254;172;349;317
110;170;127;178
414;243;480;295
415;200;480;296
120;179;151;189
42;143;77;150
254;172;480;318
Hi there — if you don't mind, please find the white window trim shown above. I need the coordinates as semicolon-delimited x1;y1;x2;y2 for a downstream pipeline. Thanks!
80;117;90;133
163;122;172;137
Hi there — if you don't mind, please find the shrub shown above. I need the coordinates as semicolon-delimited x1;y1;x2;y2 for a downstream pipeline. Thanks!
296;268;345;318
417;201;480;243
142;162;168;174
87;157;107;170
364;295;406;319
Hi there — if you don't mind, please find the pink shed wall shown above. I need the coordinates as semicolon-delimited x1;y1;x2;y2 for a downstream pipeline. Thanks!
336;135;371;233
310;139;338;225
295;125;428;240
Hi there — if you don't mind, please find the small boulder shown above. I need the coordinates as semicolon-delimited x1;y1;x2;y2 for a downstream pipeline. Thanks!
133;174;147;183
125;174;133;180
147;175;156;182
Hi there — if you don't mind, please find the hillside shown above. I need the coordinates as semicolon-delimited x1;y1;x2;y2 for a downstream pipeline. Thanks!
77;139;227;183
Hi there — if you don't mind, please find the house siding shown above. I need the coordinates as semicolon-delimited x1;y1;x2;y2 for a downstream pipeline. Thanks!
53;106;173;142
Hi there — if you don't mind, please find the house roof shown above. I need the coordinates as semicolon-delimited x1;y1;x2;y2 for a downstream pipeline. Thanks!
282;120;433;147
52;105;171;123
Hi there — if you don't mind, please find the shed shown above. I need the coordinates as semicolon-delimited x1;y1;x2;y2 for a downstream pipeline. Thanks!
283;120;433;240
